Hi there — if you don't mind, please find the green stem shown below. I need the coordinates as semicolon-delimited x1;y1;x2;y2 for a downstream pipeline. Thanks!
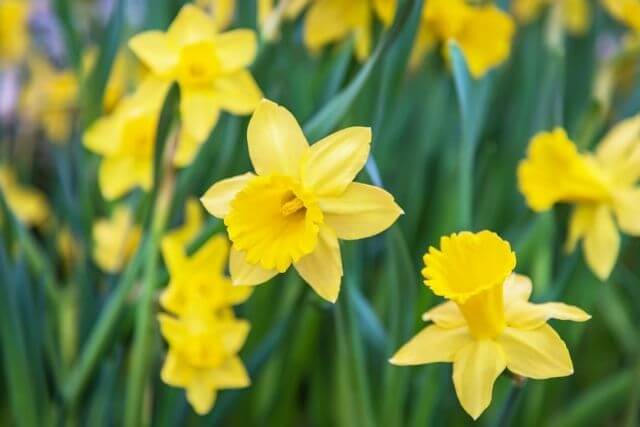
123;182;172;427
62;242;146;405
495;378;526;427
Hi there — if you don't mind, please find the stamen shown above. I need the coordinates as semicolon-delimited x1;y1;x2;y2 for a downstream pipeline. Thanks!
281;198;305;216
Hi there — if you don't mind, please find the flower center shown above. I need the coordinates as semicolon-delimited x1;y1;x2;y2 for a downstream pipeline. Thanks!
177;41;221;86
225;175;324;273
122;114;156;159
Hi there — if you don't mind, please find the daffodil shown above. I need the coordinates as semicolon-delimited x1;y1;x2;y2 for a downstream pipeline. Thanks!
518;121;640;280
0;165;49;226
83;77;169;200
21;56;78;143
129;4;262;145
513;0;590;35
0;0;29;65
602;0;640;33
92;207;141;273
159;307;250;414
164;198;204;248
408;0;515;77
161;233;252;316
390;231;590;420
303;0;396;61
201;99;403;302
195;0;236;30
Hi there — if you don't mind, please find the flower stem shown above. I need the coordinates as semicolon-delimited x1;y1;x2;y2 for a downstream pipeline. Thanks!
495;376;527;427
123;175;173;427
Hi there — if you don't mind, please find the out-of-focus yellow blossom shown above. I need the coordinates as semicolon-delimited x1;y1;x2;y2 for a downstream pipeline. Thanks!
518;121;640;280
57;226;78;271
513;0;590;35
0;0;29;64
390;231;590;420
0;165;49;226
92;207;142;273
158;307;250;414
602;0;640;33
303;0;395;62
258;0;310;40
83;77;169;200
195;0;235;30
164;198;204;248
201;99;403;302
21;57;78;143
159;232;251;414
161;234;252;316
83;48;145;113
129;4;262;146
409;0;515;77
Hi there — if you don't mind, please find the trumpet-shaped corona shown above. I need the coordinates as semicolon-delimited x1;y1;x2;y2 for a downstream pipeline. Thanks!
391;231;590;420
201;99;403;302
518;120;640;280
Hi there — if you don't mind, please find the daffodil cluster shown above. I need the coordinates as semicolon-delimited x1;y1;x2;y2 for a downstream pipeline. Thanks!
158;234;252;414
518;118;640;280
201;99;403;302
391;231;590;420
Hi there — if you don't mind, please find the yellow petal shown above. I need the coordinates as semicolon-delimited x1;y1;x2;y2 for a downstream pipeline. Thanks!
186;380;217;415
408;25;436;71
583;205;619;281
421;301;466;328
161;236;187;276
614;188;640;236
201;173;254;218
452;340;506;420
190;233;229;273
294;226;343;302
213;70;263;115
304;0;351;52
301;127;371;196
502;274;532;303
168;4;217;46
214;30;257;73
563;0;590;35
506;301;591;330
128;31;179;75
353;9;372;61
180;88;220;142
98;157;142;200
229;247;278;285
499;324;573;379
160;350;193;387
565;204;595;253
221;319;251;354
596;114;640;187
83;116;121;155
174;130;202;168
390;325;471;365
319;182;403;240
247;99;309;177
455;5;515;78
207;356;251;389
512;0;545;23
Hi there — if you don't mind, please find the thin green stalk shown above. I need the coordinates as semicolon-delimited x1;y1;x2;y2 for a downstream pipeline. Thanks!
123;178;173;427
495;378;527;427
62;241;146;405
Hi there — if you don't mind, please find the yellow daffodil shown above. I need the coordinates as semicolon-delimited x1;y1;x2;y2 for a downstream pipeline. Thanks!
195;0;236;30
158;307;250;414
513;0;590;35
21;56;78;143
518;121;640;280
129;4;262;145
0;165;49;226
201;99;403;302
160;233;252;316
303;0;396;61
409;0;515;78
602;0;640;33
0;0;29;64
390;231;590;420
164;198;204;248
83;77;169;200
92;207;141;273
